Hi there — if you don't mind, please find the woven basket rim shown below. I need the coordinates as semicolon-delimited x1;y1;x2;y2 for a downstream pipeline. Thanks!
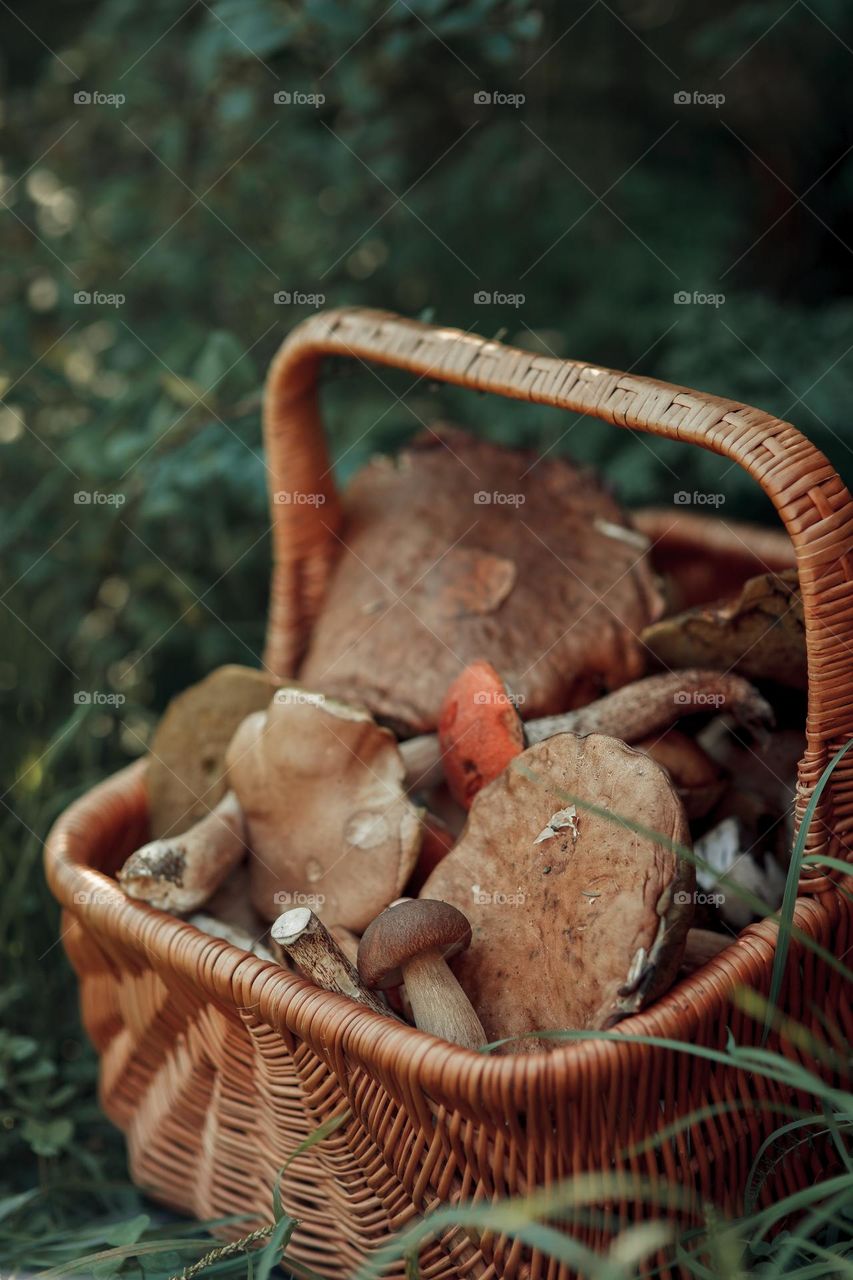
47;755;840;1101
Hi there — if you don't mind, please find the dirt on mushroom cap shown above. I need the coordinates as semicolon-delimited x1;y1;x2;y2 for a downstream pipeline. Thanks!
298;427;664;734
422;732;694;1049
228;688;422;931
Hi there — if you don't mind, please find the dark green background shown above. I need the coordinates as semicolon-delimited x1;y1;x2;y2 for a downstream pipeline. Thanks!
2;0;853;1264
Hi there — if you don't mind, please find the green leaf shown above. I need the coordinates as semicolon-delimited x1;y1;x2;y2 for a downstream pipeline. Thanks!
21;1116;74;1157
104;1214;151;1247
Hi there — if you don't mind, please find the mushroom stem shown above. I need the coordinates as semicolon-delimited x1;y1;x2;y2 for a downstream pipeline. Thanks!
270;908;393;1018
403;668;773;794
526;670;772;745
118;789;247;913
401;948;487;1049
399;735;447;791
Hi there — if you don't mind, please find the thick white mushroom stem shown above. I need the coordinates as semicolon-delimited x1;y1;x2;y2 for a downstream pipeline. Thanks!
400;668;773;790
401;949;487;1050
118;790;247;914
270;908;392;1018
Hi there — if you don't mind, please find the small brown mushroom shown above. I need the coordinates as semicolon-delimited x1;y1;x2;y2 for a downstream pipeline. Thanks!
423;733;695;1048
358;899;487;1048
118;790;247;913
228;689;422;929
270;907;391;1017
146;665;281;838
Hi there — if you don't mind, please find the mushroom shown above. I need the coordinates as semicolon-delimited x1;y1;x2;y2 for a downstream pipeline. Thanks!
120;686;423;927
640;569;806;690
358;899;486;1048
632;507;795;610
632;729;724;820
428;662;772;808
329;923;361;966
146;665;281;838
270;907;391;1017
679;928;732;975
434;659;525;808
118;790;247;913
422;732;695;1048
189;912;275;961
299;426;663;734
406;812;456;895
227;688;422;929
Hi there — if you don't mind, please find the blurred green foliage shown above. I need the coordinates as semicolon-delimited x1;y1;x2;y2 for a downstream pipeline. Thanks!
2;0;853;1255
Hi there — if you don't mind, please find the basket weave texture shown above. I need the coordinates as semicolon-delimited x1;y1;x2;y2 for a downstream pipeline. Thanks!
46;309;853;1279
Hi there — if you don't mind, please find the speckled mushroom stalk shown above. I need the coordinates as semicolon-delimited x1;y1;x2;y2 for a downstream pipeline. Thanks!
270;907;392;1018
358;900;486;1049
118;790;247;914
403;665;773;806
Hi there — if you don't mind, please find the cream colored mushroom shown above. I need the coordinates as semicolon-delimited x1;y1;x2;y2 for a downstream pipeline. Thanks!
228;689;422;930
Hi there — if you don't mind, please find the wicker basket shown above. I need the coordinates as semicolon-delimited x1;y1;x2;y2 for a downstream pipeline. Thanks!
46;309;853;1279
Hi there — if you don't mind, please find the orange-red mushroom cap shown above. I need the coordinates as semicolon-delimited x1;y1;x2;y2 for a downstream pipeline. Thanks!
438;660;525;808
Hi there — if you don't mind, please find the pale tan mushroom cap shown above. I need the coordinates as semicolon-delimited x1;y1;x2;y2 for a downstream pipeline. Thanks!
227;688;422;930
147;665;281;838
422;732;694;1047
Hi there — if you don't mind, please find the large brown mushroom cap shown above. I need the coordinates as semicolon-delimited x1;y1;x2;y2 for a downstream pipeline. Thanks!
358;899;472;989
422;732;694;1047
227;688;422;930
299;427;663;734
147;665;281;838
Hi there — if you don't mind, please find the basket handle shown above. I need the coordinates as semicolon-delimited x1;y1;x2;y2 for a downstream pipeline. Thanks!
262;307;853;868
